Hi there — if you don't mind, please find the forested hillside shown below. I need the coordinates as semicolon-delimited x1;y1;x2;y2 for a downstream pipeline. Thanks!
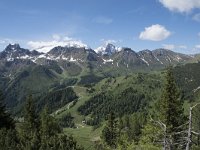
1;60;200;149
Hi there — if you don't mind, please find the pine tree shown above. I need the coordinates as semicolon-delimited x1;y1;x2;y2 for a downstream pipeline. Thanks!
0;91;15;129
101;112;118;148
158;66;185;147
40;106;61;149
191;104;200;149
58;134;83;150
0;90;19;149
130;113;144;143
19;95;40;150
139;119;162;148
118;117;123;132
0;128;20;150
58;112;75;128
124;115;130;129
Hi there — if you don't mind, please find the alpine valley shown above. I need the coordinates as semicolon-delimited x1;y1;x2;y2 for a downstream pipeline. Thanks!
1;43;200;149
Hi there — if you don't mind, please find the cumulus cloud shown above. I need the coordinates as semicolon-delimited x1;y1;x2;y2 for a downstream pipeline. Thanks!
27;35;88;53
159;0;200;13
139;24;171;41
93;16;113;24
162;44;187;50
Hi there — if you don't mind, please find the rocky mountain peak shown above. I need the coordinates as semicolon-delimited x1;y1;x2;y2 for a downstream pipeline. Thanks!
5;44;21;52
95;43;118;55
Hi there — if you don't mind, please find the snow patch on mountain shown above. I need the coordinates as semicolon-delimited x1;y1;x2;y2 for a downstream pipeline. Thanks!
174;55;182;62
193;86;200;93
167;56;172;62
141;57;149;66
69;56;76;62
7;57;14;61
154;55;163;64
102;58;113;64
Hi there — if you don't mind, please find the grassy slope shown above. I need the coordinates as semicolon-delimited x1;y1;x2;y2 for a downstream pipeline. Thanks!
53;63;200;149
63;125;103;150
53;86;102;150
55;86;89;123
53;72;164;149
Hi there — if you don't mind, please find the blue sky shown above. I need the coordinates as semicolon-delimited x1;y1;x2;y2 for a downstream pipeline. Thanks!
0;0;200;54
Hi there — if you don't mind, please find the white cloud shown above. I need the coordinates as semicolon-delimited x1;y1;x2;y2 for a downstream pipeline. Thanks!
193;13;200;22
100;39;123;46
162;44;175;50
52;34;61;41
0;38;21;50
27;35;88;53
190;45;200;54
0;38;20;49
93;16;113;24
159;0;200;13
139;24;171;41
63;36;73;41
195;45;200;49
0;40;6;44
105;40;117;44
163;44;187;50
95;39;122;53
0;38;13;44
100;39;117;45
179;45;187;49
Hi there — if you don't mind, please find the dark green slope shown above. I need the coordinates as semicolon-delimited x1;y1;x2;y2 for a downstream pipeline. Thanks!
4;65;60;114
77;73;163;124
173;62;200;101
36;87;78;113
75;62;200;125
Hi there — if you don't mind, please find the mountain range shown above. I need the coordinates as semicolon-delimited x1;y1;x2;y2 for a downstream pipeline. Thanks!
0;43;199;114
0;43;196;76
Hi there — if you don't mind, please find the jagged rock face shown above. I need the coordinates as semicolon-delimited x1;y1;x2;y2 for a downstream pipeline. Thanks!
0;43;195;77
109;48;145;69
46;46;100;62
95;43;119;55
0;44;42;61
152;49;192;65
104;43;116;55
